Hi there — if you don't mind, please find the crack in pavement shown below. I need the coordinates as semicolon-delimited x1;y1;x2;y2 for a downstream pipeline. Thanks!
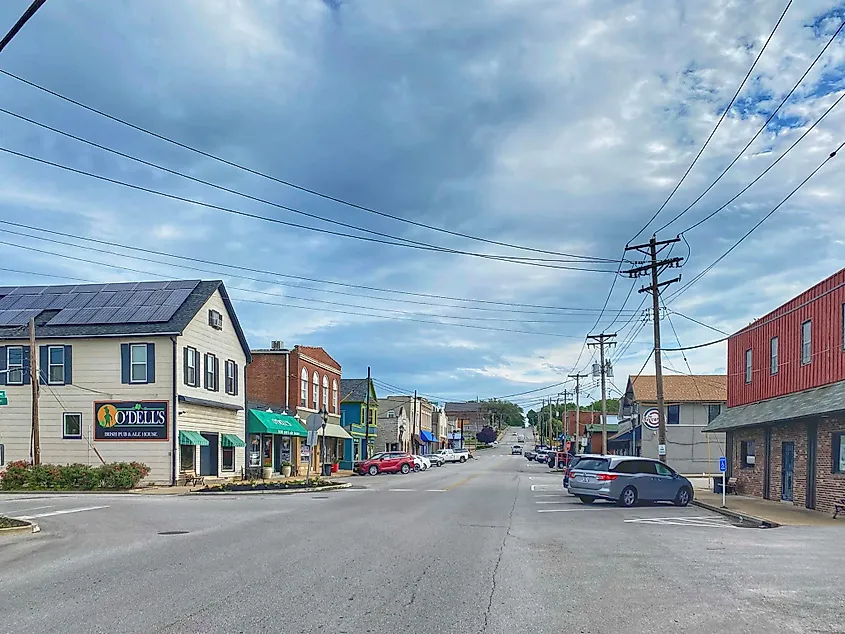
406;562;429;607
479;474;519;634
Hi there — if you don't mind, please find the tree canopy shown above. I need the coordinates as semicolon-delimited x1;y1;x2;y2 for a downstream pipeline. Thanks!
480;399;525;427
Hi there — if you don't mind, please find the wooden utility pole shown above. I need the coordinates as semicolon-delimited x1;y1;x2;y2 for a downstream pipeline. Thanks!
412;390;417;454
624;235;683;463
363;367;371;459
29;317;40;465
568;373;587;454
587;333;616;454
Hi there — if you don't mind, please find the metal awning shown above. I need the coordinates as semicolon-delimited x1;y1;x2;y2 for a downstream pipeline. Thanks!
221;433;245;448
419;430;437;443
703;380;845;432
178;430;208;446
248;409;307;437
316;423;353;440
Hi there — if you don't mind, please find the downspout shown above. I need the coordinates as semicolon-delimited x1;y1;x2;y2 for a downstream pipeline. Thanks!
243;358;249;479
170;336;177;486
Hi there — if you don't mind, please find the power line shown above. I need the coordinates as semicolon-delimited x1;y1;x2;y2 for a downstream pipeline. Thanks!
0;145;616;274
629;0;793;241
0;68;617;263
0;221;639;318
667;138;844;302
655;16;845;234
668;310;729;335
0;0;46;53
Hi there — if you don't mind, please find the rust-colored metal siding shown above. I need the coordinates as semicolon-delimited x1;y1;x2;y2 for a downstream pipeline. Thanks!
727;268;845;407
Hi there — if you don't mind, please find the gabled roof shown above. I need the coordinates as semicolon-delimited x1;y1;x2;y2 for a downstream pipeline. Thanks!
340;378;377;404
0;280;251;361
296;345;341;370
628;374;726;403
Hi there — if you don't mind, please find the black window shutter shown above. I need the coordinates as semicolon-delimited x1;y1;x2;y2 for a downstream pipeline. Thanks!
214;356;220;391
195;351;201;387
0;346;6;386
146;343;156;383
203;354;209;390
23;347;31;386
233;362;239;395
183;347;189;385
39;346;48;385
120;344;130;384
64;345;72;385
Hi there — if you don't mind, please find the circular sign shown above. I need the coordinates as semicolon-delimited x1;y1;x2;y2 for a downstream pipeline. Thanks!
97;404;118;428
642;408;660;430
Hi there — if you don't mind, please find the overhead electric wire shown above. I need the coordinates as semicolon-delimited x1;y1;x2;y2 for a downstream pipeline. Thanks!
654;16;845;234
0;145;616;274
668;310;730;335
667;137;844;303
629;0;793;241
0;0;46;54
0;219;638;316
0;68;617;264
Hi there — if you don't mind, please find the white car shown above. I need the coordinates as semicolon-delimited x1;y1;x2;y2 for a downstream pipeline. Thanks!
426;453;445;467
412;455;431;471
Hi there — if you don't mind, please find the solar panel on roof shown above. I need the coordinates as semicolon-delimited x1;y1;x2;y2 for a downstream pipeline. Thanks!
165;280;201;290
65;308;100;324
0;296;21;310
65;293;95;309
105;290;133;307
46;294;74;309
0;309;43;326
163;288;192;306
103;282;139;292
5;294;38;310
134;281;170;291
28;294;57;309
0;287;15;295
149;304;179;322
126;305;157;323
107;306;138;323
147;290;171;305
76;284;107;293
126;290;153;306
7;286;48;295
46;308;79;325
90;307;119;324
47;285;79;293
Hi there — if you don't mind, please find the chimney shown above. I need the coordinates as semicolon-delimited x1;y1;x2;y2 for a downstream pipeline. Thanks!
270;340;284;351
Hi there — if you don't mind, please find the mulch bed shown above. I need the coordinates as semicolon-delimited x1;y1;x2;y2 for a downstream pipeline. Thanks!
196;480;341;493
0;516;28;529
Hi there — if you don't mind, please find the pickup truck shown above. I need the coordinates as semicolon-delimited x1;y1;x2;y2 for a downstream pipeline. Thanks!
434;448;470;463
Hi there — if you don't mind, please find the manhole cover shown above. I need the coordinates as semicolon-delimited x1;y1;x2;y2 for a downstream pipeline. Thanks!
158;530;189;535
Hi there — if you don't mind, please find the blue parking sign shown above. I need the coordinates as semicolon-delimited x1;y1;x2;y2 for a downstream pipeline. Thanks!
719;456;727;472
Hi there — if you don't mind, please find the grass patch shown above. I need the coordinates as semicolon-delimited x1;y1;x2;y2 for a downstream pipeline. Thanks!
0;516;28;529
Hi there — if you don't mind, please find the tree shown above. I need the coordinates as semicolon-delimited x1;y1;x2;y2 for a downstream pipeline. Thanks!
526;409;538;427
480;399;525;427
476;426;497;444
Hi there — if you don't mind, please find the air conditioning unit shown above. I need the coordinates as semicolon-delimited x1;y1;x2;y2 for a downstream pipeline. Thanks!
746;455;756;465
208;309;223;330
271;340;284;350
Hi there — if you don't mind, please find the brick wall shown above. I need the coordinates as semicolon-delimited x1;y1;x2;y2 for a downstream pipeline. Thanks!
246;353;286;408
769;423;807;505
289;351;342;415
732;427;766;497
816;417;845;516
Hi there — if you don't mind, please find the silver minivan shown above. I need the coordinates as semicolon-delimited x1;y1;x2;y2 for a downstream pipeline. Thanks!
567;455;694;507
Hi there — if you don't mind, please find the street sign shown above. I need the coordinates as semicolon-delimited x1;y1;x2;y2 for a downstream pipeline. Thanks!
305;413;325;432
0;390;7;406
306;430;320;447
719;456;727;472
658;443;666;456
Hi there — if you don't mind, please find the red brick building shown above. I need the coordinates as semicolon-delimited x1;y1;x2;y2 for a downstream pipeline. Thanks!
704;268;845;516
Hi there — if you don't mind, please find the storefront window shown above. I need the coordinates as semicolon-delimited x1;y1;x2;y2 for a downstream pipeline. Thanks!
249;435;261;468
180;445;195;472
222;447;235;471
834;433;845;474
263;435;273;468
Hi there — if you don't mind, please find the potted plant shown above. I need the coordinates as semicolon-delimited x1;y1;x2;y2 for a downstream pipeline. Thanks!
281;461;292;478
331;459;339;474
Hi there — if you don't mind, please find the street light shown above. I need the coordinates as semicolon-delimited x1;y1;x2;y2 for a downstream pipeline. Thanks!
320;407;329;477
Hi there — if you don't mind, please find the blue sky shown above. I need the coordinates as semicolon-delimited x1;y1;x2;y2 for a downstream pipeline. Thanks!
1;0;844;410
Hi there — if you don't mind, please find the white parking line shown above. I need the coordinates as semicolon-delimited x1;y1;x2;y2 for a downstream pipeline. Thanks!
425;489;447;492
3;505;53;514
13;505;109;520
533;494;566;498
537;508;592;513
624;516;736;529
387;489;417;492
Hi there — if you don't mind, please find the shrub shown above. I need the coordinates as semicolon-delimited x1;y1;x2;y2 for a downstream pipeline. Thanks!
0;461;151;491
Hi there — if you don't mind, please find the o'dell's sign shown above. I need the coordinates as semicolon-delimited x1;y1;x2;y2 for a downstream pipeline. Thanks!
94;401;169;440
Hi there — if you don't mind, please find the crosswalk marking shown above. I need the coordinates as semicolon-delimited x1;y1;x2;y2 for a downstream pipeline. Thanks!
624;516;735;529
14;505;109;520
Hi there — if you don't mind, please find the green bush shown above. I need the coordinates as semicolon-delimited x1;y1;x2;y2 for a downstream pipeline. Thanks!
0;461;151;491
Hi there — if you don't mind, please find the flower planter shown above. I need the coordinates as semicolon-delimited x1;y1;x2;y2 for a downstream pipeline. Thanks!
262;467;273;480
281;465;292;477
331;463;339;474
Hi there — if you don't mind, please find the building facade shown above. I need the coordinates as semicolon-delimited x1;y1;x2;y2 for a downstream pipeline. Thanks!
431;406;448;450
246;343;347;475
376;405;409;453
339;378;378;468
705;268;845;515
619;374;727;474
379;395;434;454
445;401;486;447
0;280;250;485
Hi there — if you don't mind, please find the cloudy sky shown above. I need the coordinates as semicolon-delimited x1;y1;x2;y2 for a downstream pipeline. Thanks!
1;0;844;410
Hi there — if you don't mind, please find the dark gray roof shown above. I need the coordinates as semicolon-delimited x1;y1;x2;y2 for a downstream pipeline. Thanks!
0;279;251;362
340;378;377;404
703;380;845;432
445;401;482;413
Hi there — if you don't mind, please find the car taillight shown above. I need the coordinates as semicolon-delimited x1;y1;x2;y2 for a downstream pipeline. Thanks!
596;473;618;481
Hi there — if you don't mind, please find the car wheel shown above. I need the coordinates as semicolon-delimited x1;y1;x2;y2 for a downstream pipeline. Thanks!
368;465;378;476
674;486;692;507
618;486;638;508
401;463;411;474
579;496;595;504
413;464;421;472
460;457;467;463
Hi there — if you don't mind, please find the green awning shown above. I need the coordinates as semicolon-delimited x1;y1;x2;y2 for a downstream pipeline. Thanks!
248;409;307;437
221;433;245;448
179;430;209;446
585;423;619;433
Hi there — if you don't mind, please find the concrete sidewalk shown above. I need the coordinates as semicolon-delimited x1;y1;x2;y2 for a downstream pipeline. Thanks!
694;489;841;526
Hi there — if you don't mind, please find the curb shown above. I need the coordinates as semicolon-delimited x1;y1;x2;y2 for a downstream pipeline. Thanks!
0;520;40;536
188;482;353;496
692;499;781;528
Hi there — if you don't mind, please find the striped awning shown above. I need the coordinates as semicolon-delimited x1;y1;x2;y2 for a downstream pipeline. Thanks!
178;430;208;446
221;434;245;447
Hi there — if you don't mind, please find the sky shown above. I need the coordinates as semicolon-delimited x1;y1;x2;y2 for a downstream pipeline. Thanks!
1;0;844;411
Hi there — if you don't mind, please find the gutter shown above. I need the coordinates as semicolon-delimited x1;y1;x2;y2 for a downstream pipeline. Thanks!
170;336;177;486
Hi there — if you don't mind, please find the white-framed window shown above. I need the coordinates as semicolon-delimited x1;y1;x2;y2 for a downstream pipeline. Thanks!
48;345;65;384
63;412;82;439
222;446;235;471
300;368;309;406
205;353;218;391
322;375;329;410
801;320;812;365
225;360;238;395
185;347;199;387
313;371;319;408
387;409;395;418
332;379;338;413
6;346;24;385
770;336;778;375
130;344;148;383
744;348;752;384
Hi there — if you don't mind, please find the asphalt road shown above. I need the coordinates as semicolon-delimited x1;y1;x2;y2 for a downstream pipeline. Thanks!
1;447;843;633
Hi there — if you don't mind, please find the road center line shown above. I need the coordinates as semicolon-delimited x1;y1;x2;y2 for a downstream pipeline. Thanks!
14;505;109;520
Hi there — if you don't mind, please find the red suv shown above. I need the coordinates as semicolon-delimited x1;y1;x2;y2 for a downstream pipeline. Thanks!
355;452;414;476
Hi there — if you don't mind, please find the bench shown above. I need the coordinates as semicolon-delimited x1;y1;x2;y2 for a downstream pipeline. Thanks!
182;470;204;487
834;498;845;519
725;477;738;495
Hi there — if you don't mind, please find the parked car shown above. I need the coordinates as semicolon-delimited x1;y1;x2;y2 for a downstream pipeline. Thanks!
524;450;536;460
567;456;694;507
534;449;550;463
434;448;466;463
562;454;597;489
355;452;415;476
453;448;472;462
511;445;523;455
412;455;431;472
426;453;445;467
